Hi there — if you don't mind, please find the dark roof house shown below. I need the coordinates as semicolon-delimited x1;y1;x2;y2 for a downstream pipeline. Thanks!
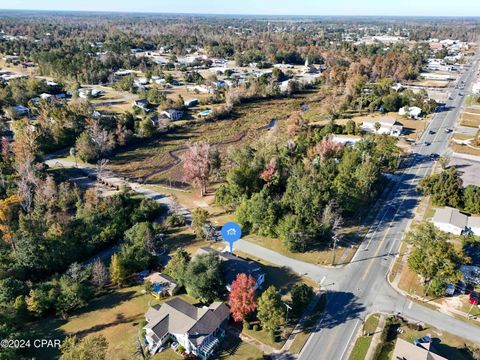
195;248;265;291
144;298;229;359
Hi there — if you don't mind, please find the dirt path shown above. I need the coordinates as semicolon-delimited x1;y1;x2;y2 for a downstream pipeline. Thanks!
141;119;278;181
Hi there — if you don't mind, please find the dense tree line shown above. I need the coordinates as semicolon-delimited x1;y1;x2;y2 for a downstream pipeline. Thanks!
419;167;480;215
0;120;164;359
216;114;400;252
407;222;464;296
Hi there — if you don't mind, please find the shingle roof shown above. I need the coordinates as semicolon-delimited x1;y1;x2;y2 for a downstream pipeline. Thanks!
432;207;467;229
467;216;480;229
145;298;229;347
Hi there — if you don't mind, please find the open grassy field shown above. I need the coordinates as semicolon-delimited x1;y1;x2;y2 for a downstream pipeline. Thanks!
242;233;358;266
461;112;480;128
409;80;450;88
451;143;480;157
27;285;198;360
107;91;321;182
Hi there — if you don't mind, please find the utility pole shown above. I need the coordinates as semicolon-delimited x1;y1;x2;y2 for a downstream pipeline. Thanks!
331;235;339;266
283;303;292;326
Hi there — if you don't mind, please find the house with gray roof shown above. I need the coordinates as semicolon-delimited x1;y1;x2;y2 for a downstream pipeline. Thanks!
144;297;229;358
431;207;480;236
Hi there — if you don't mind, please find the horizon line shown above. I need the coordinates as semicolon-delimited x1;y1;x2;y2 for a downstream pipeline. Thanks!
1;8;480;18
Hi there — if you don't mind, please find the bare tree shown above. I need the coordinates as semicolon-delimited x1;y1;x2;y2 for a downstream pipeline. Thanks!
96;158;109;195
182;142;210;196
91;259;109;288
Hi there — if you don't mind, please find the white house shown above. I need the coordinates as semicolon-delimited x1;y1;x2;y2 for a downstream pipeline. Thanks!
399;106;422;119
162;109;184;121
361;118;403;137
331;135;362;146
144;298;229;359
467;216;480;236
431;207;468;235
473;82;480;95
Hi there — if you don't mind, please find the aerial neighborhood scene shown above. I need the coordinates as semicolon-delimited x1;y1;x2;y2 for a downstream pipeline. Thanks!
1;0;480;359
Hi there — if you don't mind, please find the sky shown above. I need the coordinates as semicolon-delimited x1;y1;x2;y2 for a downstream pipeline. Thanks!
1;0;480;17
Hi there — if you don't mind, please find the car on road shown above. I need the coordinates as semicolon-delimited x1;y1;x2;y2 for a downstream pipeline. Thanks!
459;93;464;96
444;128;452;133
424;141;431;146
429;130;436;135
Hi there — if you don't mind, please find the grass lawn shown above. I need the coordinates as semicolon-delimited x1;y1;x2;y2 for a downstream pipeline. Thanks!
217;334;264;360
242;233;357;266
348;336;373;360
363;313;380;335
347;313;380;360
451;143;480;157
461;112;480;128
27;285;197;360
151;334;264;360
233;249;318;294
243;324;292;350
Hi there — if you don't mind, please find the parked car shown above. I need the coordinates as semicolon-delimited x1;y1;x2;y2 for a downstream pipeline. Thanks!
469;292;479;305
414;336;432;346
424;141;431;146
445;284;455;297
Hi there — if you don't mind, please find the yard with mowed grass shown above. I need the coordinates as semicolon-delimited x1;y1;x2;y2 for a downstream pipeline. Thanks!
375;316;479;360
241;233;359;266
27;285;197;360
461;112;480;128
347;313;380;360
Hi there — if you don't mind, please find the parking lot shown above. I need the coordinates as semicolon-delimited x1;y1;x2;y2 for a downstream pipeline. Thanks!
449;156;480;186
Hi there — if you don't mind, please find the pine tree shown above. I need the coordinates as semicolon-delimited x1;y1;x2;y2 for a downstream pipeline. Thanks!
109;254;126;287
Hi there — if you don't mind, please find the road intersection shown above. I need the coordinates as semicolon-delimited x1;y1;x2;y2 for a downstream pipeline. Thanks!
45;50;480;360
236;52;480;359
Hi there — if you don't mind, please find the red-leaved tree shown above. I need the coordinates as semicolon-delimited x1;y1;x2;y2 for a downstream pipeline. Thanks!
229;273;257;322
309;135;344;161
182;141;210;196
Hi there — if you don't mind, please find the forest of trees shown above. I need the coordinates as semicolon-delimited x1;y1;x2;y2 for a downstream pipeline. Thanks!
215;113;400;252
0;108;167;359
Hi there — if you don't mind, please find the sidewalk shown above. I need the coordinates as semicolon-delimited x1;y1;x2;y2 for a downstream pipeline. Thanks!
364;314;386;360
278;292;323;354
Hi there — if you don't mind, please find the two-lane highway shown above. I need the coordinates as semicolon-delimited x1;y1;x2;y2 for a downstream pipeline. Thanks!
298;51;480;360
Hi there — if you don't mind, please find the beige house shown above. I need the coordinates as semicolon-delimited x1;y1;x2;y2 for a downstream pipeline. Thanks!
431;207;480;236
392;338;447;360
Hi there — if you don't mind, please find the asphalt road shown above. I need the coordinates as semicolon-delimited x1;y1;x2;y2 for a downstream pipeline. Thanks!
45;52;480;359
236;53;480;359
300;54;480;359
